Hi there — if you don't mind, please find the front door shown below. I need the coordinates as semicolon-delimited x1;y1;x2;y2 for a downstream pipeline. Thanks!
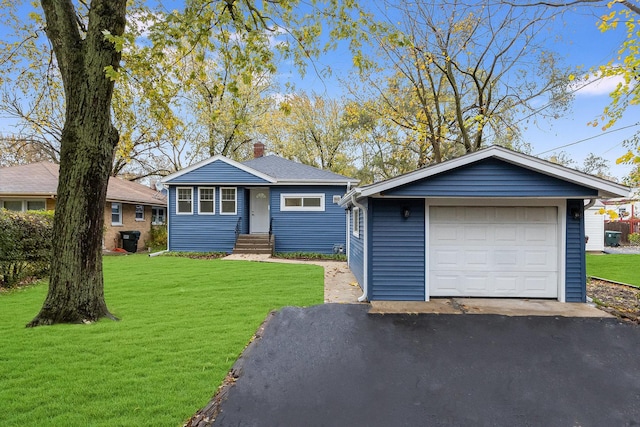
250;189;270;233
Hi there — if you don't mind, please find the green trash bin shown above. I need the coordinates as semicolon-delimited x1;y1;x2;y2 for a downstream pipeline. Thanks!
605;230;622;247
120;230;141;253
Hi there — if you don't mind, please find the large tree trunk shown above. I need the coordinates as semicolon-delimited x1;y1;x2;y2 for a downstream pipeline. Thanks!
28;0;127;326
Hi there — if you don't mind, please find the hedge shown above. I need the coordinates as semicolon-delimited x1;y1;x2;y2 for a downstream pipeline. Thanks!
0;209;54;287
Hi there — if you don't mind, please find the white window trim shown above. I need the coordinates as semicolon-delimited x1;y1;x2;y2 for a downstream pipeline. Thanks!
152;206;166;225
176;187;193;215
198;187;216;215
280;193;325;212
352;207;360;237
220;187;237;215
111;202;123;226
135;204;145;221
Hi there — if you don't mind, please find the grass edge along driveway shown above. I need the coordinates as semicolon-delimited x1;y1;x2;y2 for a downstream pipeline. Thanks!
0;255;323;427
586;253;640;287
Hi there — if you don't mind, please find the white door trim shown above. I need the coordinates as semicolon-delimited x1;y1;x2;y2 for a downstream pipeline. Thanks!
424;198;566;302
249;188;270;234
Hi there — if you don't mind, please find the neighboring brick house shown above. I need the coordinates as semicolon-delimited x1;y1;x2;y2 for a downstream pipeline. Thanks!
0;162;167;251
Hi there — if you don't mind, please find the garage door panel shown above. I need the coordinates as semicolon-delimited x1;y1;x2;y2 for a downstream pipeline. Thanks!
495;226;518;242
524;250;557;268
432;227;459;241
429;206;558;298
494;276;518;292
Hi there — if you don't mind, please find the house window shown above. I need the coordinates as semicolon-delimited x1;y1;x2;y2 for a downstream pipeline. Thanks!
280;194;325;212
1;200;46;212
27;200;46;211
220;187;237;215
199;187;215;214
177;187;193;214
152;207;166;225
352;207;360;237
135;205;144;221
2;200;24;211
111;203;122;225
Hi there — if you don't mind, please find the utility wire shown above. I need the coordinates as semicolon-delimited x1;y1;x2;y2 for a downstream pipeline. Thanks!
535;122;640;156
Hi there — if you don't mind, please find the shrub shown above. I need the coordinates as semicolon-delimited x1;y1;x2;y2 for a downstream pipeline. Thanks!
274;252;347;261
148;224;167;249
0;210;54;287
629;233;640;246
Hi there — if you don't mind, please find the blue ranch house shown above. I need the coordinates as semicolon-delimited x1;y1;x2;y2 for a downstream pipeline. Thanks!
161;143;357;255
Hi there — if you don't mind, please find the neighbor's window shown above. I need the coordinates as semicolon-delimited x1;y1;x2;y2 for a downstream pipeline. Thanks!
111;203;122;225
1;200;46;212
220;187;237;215
135;205;144;221
176;187;193;214
27;200;46;211
199;187;215;214
352;207;360;237
2;200;24;211
281;194;325;212
152;207;166;225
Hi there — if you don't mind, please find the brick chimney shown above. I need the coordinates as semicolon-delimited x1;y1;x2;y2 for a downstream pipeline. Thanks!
253;142;265;158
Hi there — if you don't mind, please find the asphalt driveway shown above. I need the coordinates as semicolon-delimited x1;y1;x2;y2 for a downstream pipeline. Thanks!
207;304;640;427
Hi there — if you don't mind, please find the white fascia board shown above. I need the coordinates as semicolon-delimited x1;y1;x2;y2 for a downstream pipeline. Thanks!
161;155;277;184
358;146;629;198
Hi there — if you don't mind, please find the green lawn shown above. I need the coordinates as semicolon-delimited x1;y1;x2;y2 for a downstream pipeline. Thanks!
0;255;323;427
586;253;640;287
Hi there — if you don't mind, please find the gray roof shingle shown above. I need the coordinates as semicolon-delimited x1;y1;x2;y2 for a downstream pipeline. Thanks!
0;162;166;206
242;155;356;183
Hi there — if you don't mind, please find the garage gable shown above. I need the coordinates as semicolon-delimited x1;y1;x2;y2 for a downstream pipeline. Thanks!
383;158;597;198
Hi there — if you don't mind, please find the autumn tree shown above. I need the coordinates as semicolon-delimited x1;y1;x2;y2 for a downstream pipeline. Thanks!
260;92;357;177
23;0;127;326
0;2;64;165
349;0;572;172
0;1;181;179
510;1;640;182
4;0;371;326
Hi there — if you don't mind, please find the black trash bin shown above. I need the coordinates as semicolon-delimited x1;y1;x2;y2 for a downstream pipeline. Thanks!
605;230;622;247
120;230;141;253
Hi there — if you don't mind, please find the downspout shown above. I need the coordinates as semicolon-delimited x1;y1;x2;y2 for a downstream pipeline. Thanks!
584;199;596;210
149;250;168;257
351;193;368;302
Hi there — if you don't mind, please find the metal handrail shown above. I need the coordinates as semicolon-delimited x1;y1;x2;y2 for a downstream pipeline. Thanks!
234;217;242;243
269;217;274;242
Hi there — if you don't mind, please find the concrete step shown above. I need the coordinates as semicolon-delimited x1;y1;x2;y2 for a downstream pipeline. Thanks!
232;247;273;254
233;234;274;254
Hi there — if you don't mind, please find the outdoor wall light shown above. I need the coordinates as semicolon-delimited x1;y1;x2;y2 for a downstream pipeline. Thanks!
571;208;582;220
402;207;411;219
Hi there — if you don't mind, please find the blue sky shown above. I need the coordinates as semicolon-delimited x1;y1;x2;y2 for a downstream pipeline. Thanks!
277;4;639;181
1;1;638;180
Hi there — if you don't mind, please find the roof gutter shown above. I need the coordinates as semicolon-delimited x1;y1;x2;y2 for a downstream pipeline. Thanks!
350;192;368;303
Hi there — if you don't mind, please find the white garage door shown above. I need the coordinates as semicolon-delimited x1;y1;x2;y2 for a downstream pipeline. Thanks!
429;206;558;298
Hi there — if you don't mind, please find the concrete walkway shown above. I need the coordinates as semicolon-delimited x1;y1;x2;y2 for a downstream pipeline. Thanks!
222;254;611;317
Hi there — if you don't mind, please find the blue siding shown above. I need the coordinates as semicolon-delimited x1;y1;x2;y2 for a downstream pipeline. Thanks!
348;205;365;288
565;199;586;302
370;199;425;301
166;160;270;184
270;185;348;254
384;158;598;198
168;186;246;252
